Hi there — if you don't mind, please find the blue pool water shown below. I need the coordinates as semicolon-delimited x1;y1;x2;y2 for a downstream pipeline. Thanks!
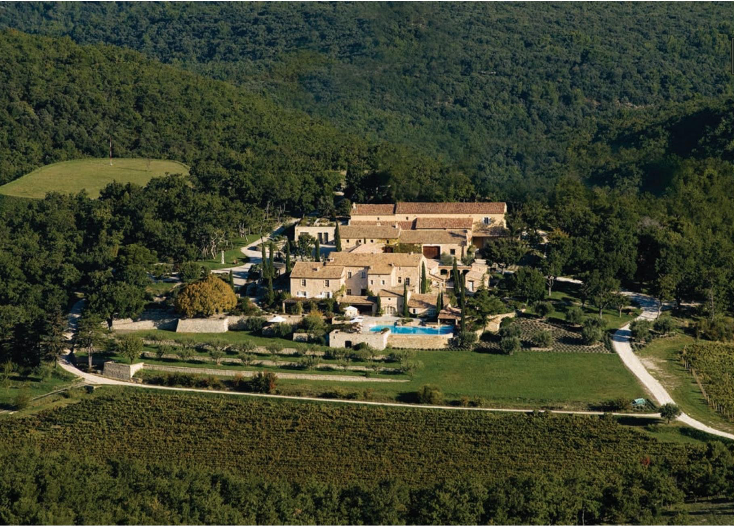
369;324;454;335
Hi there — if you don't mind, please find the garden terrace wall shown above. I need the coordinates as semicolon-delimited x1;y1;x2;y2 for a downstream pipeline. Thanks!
388;334;451;349
176;318;229;333
103;361;145;380
329;329;390;350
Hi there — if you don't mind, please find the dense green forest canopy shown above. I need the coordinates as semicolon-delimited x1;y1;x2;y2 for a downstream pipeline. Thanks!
2;2;733;197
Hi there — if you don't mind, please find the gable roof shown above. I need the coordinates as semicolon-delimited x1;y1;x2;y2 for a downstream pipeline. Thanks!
327;252;423;268
290;261;344;279
398;229;468;246
395;202;506;215
415;217;473;229
351;204;396;216
340;225;400;240
408;293;438;310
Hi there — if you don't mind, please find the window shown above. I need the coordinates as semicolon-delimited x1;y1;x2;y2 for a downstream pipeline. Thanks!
406;216;409;220
361;271;366;278
361;288;367;295
405;278;411;286
483;217;491;225
301;279;306;287
325;280;330;287
370;240;374;243
346;289;352;295
450;249;456;255
324;233;329;243
370;280;374;285
381;280;385;285
398;276;402;284
348;271;352;278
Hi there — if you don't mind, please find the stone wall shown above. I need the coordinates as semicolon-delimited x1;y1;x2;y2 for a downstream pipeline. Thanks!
388;334;451;349
103;361;145;380
484;312;516;333
176;318;229;333
329;329;390;350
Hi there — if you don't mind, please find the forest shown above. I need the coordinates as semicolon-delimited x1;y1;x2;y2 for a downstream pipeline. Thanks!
2;2;733;197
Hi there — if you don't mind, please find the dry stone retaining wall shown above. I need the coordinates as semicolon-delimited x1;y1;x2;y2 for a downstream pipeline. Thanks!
388;334;450;349
103;362;145;380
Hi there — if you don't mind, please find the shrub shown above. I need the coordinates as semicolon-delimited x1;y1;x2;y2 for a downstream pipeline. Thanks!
175;275;237;317
232;373;249;392
178;261;203;283
534;301;555;319
693;317;734;341
498;321;521;339
239;296;260;316
250;372;277;393
177;346;195;361
417;385;443;405
301;313;326;332
116;334;143;364
450;330;478;350
660;403;681;423
530;330;552;348
565;306;584;325
581;325;603;344
630;319;652;341
653;316;675;335
244;316;267;333
14;390;31;410
601;398;632;411
500;336;521;355
272;323;294;339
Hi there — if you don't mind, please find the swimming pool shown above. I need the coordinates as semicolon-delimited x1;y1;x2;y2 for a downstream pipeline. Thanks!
369;324;454;335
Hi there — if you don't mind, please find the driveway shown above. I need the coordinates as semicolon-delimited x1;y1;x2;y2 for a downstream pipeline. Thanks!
613;292;734;440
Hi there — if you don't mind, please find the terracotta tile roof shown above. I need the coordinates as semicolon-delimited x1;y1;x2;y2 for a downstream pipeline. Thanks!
415;217;473;229
398;229;469;246
338;295;375;306
349;220;416;230
396;202;506;215
340;225;400;240
378;287;404;297
327;252;423;269
408;293;438;310
351;204;396;216
290;261;344;279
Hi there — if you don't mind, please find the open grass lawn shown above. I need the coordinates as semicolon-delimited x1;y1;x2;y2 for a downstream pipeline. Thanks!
637;334;734;434
123;329;647;410
196;234;260;270
0;158;189;199
0;366;78;410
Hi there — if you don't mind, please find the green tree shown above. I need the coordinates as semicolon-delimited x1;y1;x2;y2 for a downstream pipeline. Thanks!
179;262;203;283
75;312;105;371
421;262;428;293
565;306;584;326
117;334;143;364
511;267;546;304
534;301;555;319
466;287;504;331
402;282;409;317
334;223;342;252
39;310;67;368
417;385;443;405
660;403;681;423
175;275;238;317
314;237;321;262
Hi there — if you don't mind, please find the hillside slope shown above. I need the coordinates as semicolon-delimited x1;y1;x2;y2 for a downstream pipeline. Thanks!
3;3;734;195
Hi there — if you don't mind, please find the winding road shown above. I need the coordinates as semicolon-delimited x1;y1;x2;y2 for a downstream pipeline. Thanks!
613;292;734;440
49;286;733;440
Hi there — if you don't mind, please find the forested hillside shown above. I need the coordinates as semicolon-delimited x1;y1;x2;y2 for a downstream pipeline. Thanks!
3;2;733;196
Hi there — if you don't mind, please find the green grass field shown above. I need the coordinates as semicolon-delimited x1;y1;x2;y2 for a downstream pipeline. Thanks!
637;335;734;434
0;366;78;410
0;158;189;199
122;329;647;410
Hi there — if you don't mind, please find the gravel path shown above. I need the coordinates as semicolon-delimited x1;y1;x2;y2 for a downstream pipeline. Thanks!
613;292;734;440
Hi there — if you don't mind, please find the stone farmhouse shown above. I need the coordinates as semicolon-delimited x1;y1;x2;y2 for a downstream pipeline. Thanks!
294;201;506;260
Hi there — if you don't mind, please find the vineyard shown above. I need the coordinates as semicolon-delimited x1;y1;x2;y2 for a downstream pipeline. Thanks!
681;342;734;422
0;388;696;486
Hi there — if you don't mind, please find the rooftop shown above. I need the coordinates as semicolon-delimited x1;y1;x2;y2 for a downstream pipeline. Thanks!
415;217;473;229
351;201;506;217
398;229;469;246
290;261;345;279
340;225;400;240
327;252;423;268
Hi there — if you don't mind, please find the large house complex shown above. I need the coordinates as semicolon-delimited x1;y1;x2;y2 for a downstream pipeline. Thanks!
294;201;506;259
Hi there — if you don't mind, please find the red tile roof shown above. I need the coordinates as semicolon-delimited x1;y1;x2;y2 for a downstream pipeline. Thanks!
395;202;506;215
415;217;473;229
351;204;396;216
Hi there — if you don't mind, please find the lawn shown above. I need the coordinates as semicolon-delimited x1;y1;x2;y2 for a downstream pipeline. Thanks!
637;334;734;434
0;366;79;410
0;158;189;199
535;281;641;330
121;329;647;410
195;234;260;270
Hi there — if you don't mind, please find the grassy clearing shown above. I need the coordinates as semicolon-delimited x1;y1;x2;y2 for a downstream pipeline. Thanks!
120;329;646;410
0;366;79;410
0;158;189;199
195;235;260;270
637;334;734;434
538;283;641;331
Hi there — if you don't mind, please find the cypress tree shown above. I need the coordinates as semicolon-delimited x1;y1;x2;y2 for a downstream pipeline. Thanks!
376;295;382;315
403;282;409;317
334;223;342;252
436;292;443;313
314;238;321;261
285;241;292;273
421;262;428;293
228;270;235;290
261;242;268;279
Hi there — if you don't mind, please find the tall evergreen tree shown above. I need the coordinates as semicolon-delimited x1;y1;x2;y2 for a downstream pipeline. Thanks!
314;238;321;261
285;240;292;273
39;310;67;368
334;223;342;252
421;262;428;293
435;292;443;313
403;282;410;317
261;242;268;280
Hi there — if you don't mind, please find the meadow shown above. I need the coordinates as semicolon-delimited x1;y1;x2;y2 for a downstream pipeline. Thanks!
0;158;189;199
